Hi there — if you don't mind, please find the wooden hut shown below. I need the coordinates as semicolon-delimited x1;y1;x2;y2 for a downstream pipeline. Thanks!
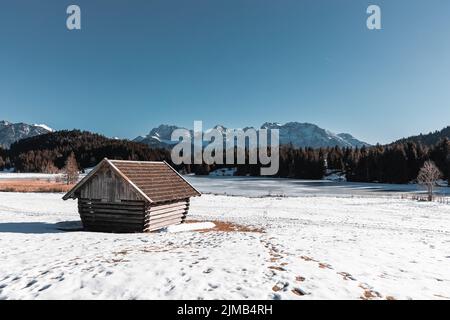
62;159;200;233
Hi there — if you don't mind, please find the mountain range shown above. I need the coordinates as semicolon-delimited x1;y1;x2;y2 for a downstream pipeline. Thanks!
0;120;53;148
1;119;449;151
133;122;371;149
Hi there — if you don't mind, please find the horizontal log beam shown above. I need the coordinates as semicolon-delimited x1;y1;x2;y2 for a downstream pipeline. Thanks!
146;212;186;224
79;207;144;215
145;216;185;231
148;201;188;211
148;207;187;218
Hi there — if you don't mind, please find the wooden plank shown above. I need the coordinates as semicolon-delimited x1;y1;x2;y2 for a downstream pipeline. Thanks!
78;201;145;207
82;220;144;227
146;207;187;216
79;202;144;209
79;200;144;209
82;219;143;228
84;225;142;233
81;219;143;226
147;201;188;211
147;204;189;214
82;220;143;228
145;216;184;229
77;165;145;202
79;207;144;215
80;212;144;221
147;212;185;224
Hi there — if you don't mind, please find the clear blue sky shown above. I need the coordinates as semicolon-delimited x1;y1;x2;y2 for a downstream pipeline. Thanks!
0;0;449;144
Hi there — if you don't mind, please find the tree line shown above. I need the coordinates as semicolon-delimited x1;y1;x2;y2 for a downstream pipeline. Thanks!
179;140;450;185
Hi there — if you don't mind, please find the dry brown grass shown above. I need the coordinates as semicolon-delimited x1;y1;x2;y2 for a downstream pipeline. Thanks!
186;219;265;233
0;179;74;193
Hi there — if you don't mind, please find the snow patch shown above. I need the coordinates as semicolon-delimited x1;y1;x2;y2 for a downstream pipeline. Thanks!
162;222;216;233
33;124;54;132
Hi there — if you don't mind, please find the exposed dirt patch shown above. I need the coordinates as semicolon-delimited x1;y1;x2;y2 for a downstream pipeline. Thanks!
187;219;264;233
295;276;305;282
272;285;281;292
0;179;74;193
359;284;382;300
270;257;279;262
361;290;377;300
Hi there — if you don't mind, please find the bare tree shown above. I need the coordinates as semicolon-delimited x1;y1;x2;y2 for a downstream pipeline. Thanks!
417;160;442;201
63;152;79;184
42;160;59;174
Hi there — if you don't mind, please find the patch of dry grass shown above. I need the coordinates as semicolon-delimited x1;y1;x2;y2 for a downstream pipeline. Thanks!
0;179;74;193
186;219;265;233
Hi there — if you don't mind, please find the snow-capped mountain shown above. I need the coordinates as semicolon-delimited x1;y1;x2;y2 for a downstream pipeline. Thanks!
135;122;370;149
133;124;192;148
0;120;53;148
261;122;369;148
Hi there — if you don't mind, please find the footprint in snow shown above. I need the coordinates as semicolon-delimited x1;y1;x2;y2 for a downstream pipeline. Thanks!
38;284;51;292
318;263;333;269
292;288;307;296
338;272;356;281
203;268;214;274
271;293;282;300
24;279;37;288
208;283;219;289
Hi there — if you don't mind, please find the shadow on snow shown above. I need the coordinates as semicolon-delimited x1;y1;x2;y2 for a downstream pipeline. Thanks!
0;220;82;234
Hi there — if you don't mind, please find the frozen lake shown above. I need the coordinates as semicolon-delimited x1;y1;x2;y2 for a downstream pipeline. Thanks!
185;175;450;198
1;172;448;198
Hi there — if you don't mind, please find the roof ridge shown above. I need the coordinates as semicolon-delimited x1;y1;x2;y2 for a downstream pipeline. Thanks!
109;159;164;164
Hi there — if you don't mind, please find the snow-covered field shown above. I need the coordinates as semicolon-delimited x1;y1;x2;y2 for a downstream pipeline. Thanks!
0;172;66;180
1;190;450;300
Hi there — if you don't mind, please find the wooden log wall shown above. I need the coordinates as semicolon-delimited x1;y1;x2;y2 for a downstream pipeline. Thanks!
144;199;190;232
78;199;146;233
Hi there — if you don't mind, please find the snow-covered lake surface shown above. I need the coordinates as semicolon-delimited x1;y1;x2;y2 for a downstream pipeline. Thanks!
2;172;448;198
185;175;450;197
1;191;449;300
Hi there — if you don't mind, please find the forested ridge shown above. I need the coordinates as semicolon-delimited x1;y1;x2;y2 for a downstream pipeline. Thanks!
0;129;448;184
1;130;171;173
393;126;450;146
